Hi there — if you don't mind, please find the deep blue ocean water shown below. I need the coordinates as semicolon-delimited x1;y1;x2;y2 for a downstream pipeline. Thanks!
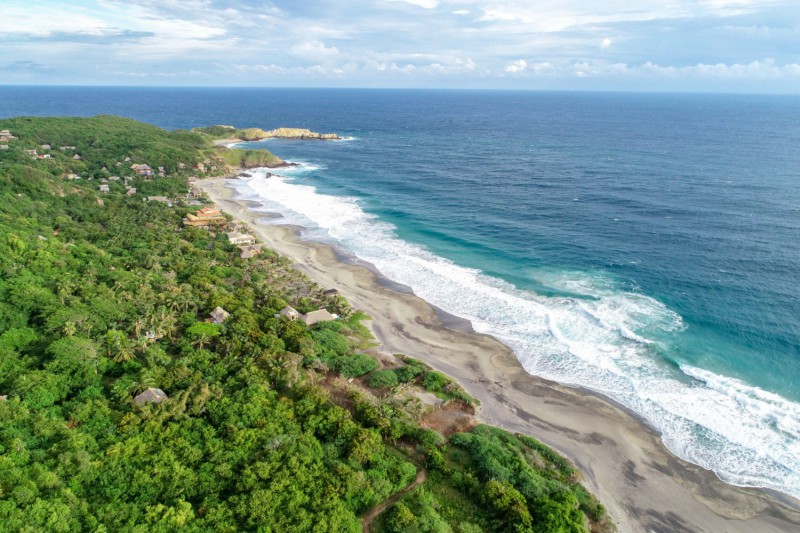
2;86;799;497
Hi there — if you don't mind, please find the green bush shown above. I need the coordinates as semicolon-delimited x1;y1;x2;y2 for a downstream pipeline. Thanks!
367;369;399;388
393;364;424;383
336;353;378;378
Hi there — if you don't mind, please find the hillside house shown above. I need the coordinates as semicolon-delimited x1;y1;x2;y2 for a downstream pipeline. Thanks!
158;166;165;176
0;145;8;150
133;387;168;406
40;144;51;149
60;145;76;151
126;188;137;196
99;184;110;193
73;154;81;160
132;163;153;176
25;149;37;157
183;206;225;228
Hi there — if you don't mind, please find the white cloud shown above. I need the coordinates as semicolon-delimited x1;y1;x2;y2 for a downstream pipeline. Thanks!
2;0;798;91
389;0;440;8
504;59;527;73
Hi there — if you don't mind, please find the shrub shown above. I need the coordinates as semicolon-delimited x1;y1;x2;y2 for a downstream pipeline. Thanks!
422;371;449;392
393;364;424;383
367;370;399;388
337;353;378;378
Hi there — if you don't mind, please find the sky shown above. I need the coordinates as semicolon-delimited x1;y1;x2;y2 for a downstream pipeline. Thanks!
2;0;799;92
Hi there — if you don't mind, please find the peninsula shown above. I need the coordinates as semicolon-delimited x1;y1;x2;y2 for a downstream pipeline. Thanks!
193;124;342;144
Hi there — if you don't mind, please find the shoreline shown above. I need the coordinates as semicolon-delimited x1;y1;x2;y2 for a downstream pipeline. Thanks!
199;176;800;532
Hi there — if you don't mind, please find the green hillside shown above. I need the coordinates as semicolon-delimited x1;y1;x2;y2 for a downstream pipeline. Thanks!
0;116;610;533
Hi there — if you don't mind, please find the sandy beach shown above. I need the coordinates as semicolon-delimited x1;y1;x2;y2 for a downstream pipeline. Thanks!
200;176;800;533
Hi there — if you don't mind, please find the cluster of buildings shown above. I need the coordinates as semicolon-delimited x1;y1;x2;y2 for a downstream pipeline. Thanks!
0;129;16;150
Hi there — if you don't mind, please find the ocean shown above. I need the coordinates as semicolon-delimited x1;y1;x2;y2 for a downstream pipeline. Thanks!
2;86;799;498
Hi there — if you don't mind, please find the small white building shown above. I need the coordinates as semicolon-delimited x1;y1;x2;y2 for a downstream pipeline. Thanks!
277;306;300;321
226;231;256;246
99;184;110;193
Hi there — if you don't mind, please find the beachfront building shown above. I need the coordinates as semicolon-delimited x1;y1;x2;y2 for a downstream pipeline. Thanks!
226;231;256;246
183;206;226;228
278;306;300;321
301;309;337;326
209;306;230;324
133;387;168;406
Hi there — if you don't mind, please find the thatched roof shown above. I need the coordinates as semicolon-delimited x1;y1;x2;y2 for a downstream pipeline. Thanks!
133;387;167;406
301;309;336;326
209;306;230;324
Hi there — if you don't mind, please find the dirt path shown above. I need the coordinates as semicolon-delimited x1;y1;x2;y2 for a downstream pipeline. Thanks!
361;463;427;532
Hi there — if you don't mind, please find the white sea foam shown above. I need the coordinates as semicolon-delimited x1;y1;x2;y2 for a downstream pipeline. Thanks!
235;169;800;499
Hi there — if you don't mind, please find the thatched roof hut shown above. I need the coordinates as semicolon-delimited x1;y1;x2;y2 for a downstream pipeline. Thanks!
209;306;230;324
133;387;168;406
301;309;336;326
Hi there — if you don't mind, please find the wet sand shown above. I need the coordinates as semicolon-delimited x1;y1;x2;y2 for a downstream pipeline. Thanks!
200;177;800;533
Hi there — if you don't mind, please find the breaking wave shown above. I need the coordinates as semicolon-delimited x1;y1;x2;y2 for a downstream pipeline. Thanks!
235;170;800;499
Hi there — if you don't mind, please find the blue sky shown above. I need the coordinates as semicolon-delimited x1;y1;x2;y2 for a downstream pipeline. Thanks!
2;0;799;92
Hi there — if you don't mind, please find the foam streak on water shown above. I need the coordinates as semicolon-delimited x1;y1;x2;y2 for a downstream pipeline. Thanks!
236;170;800;499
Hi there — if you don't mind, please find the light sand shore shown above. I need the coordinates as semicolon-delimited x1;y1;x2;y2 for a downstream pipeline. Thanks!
200;176;800;533
212;138;243;147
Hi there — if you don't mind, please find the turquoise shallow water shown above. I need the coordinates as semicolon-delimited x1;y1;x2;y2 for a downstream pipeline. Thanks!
2;87;799;497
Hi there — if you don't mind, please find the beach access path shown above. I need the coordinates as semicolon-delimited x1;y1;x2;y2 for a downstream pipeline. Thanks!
199;177;800;533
